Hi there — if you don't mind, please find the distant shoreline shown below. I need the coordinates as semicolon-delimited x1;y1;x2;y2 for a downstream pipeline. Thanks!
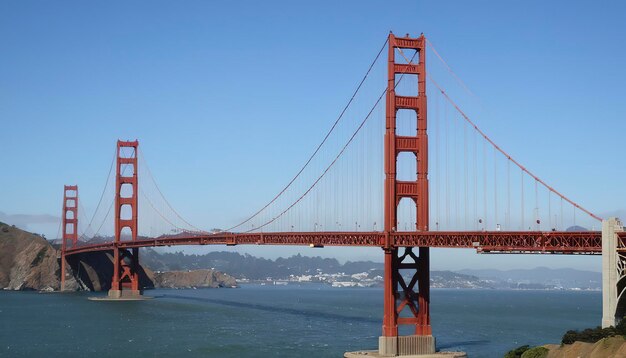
233;282;601;292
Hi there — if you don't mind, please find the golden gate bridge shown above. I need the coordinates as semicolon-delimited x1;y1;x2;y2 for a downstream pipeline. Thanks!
57;33;625;356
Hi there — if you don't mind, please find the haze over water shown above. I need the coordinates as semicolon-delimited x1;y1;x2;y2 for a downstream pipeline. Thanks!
1;285;599;357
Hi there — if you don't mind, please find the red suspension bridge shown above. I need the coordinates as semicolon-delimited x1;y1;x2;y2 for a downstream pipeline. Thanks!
58;33;624;356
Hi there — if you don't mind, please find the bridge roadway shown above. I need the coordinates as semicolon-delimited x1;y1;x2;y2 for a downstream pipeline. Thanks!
64;230;609;256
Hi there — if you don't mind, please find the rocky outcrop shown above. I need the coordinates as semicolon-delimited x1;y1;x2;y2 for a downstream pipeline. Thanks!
64;251;155;291
0;222;236;291
0;222;59;291
543;336;626;358
153;269;237;289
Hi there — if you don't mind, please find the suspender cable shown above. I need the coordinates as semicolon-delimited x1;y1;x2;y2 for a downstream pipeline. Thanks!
561;197;564;230
226;38;388;232
426;38;477;99
464;119;468;229
436;90;440;229
535;180;541;229
259;44;425;234
454;110;459;227
445;99;450;227
139;149;205;233
483;140;487;230
474;129;478;230
81;150;116;239
507;159;511;229
548;191;552;230
494;146;498;229
428;75;602;222
249;85;387;232
535;179;539;230
521;170;525;230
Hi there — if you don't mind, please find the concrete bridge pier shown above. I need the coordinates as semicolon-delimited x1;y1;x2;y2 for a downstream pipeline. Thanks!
602;217;626;328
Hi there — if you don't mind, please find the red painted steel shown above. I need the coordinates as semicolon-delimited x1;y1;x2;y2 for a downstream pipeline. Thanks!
64;231;603;255
383;32;431;337
59;35;610;342
111;140;140;293
60;185;78;290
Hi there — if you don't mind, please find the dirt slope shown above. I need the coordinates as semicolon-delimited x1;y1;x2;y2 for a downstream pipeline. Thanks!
544;336;626;358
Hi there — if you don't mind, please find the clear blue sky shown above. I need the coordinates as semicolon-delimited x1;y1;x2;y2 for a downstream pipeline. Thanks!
1;1;625;271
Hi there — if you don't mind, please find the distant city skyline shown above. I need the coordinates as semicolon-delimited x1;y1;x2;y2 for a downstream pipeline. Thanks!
1;1;625;271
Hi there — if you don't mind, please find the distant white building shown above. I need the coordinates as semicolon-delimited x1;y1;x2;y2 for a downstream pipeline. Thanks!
351;272;369;280
332;281;359;288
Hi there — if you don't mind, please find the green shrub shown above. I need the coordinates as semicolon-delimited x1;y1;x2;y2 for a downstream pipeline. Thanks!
30;247;47;268
504;345;530;358
520;346;548;358
561;325;619;344
615;319;626;335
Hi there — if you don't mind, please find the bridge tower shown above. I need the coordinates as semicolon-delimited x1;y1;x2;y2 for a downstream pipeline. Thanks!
602;218;626;328
108;140;141;298
60;185;78;291
380;33;435;356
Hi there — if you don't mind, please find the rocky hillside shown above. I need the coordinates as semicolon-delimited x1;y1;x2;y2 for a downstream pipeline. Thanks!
0;222;59;290
153;269;237;289
0;222;236;291
543;336;626;357
64;251;154;291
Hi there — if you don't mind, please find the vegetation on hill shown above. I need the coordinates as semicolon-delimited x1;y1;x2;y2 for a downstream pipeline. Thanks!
506;321;626;358
505;345;531;358
141;249;383;279
141;249;491;287
561;320;626;344
505;345;548;358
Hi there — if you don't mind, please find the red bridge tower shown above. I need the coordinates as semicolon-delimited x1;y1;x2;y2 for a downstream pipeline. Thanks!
380;32;435;355
60;185;78;291
108;140;142;298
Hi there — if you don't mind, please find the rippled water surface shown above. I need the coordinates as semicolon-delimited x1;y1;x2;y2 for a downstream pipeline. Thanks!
0;285;600;357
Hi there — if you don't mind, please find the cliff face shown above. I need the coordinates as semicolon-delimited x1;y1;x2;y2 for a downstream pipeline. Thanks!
0;223;59;290
0;222;236;291
153;269;237;289
64;251;155;291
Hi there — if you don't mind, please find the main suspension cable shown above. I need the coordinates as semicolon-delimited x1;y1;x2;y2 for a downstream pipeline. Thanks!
428;75;602;222
138;148;206;233
80;149;116;238
225;38;389;232
249;47;419;233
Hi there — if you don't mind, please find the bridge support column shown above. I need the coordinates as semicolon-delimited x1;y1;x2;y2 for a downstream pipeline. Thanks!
379;247;434;356
60;185;78;291
379;32;435;356
108;140;142;299
602;217;625;327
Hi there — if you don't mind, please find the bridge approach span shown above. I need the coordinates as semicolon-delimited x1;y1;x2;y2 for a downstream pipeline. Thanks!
64;230;604;256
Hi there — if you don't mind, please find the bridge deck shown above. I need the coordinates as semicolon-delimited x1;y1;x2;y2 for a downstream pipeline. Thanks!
64;231;605;256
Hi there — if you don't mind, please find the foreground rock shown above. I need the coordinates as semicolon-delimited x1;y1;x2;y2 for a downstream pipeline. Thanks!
153;269;237;289
64;251;154;291
0;222;59;291
542;336;626;358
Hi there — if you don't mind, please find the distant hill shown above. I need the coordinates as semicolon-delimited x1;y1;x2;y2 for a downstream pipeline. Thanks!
566;225;589;231
142;249;603;289
458;267;601;290
142;249;383;280
430;271;493;289
142;249;497;288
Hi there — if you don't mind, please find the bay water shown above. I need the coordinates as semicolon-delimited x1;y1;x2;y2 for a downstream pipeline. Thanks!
0;285;600;357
